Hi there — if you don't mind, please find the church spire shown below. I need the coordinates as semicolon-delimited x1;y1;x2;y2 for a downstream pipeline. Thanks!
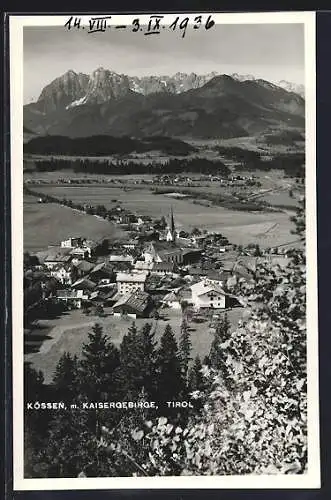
170;206;175;234
166;206;177;242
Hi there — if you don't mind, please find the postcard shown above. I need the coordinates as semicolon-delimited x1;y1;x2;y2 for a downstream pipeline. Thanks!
9;12;320;490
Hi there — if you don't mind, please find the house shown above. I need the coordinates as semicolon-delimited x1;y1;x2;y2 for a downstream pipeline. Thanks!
122;240;139;250
116;272;147;295
55;289;88;309
73;260;95;278
49;264;73;285
44;252;72;270
190;280;227;310
152;262;176;276
113;290;152;319
161;291;181;310
181;248;202;265
89;262;115;282
61;237;84;248
71;277;97;292
134;261;154;273
70;246;90;260
109;254;134;264
61;238;96;259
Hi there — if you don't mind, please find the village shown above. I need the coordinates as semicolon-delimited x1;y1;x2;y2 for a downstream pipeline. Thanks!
24;200;290;328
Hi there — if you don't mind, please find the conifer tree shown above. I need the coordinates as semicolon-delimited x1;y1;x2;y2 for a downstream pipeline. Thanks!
137;322;157;398
156;324;184;404
188;355;205;393
80;323;120;401
209;313;232;388
52;352;79;402
179;319;192;383
116;322;143;398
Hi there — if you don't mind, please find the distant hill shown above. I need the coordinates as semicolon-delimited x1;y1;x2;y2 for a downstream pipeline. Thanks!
23;135;196;156
24;70;305;141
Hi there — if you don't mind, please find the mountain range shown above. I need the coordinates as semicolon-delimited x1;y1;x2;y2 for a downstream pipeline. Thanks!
24;68;305;141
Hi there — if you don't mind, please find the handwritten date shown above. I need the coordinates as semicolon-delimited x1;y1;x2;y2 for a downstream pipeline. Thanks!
64;15;215;38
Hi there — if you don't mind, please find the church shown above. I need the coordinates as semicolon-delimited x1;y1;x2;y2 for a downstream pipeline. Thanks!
165;207;177;243
143;208;201;266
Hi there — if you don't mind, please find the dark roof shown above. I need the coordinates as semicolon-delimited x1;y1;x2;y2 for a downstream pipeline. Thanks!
45;253;72;263
113;290;150;313
71;278;97;290
74;260;95;273
153;262;175;271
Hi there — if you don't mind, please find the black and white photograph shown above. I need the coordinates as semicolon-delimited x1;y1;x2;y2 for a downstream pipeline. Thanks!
9;12;319;489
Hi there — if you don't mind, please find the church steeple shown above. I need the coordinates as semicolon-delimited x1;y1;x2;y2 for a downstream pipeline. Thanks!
166;206;177;242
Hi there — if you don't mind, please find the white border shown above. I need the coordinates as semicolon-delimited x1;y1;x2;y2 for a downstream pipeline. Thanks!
10;12;320;490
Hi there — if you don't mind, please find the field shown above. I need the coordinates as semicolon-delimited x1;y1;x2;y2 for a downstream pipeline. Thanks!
24;307;245;384
26;184;297;249
24;195;125;252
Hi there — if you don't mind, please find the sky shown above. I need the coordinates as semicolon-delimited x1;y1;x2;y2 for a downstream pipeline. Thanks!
23;23;305;103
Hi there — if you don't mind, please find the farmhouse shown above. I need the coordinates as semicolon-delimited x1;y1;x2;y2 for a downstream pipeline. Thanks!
190;280;227;310
61;237;84;248
44;252;72;270
89;262;115;281
116;272;147;295
113;290;152;318
49;264;73;285
134;261;154;273
161;291;181;309
109;254;134;264
152;262;176;276
71;277;97;291
73;260;95;278
55;289;88;309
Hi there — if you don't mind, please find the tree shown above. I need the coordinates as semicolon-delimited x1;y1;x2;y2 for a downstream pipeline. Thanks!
80;323;120;401
178;319;191;382
209;313;232;387
254;244;262;257
191;227;202;237
290;196;305;240
188;356;205;394
52;352;79;402
115;322;142;398
95;305;105;317
156;324;184;405
137;323;158;399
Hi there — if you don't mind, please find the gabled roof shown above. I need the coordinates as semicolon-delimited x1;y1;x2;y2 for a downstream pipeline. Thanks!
109;254;133;262
90;262;113;275
74;260;95;273
45;253;72;263
72;278;97;289
116;272;147;283
190;280;227;297
113;290;150;313
162;291;179;303
135;261;154;271
56;289;87;299
153;262;175;271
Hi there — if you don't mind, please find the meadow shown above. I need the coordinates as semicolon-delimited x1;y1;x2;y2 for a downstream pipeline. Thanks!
24;195;125;252
24;307;244;384
26;184;296;249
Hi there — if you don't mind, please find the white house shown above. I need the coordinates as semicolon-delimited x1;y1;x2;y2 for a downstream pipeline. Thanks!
109;254;134;264
190;280;226;310
161;291;181;310
50;264;73;285
134;261;154;273
116;272;147;295
61;237;83;248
